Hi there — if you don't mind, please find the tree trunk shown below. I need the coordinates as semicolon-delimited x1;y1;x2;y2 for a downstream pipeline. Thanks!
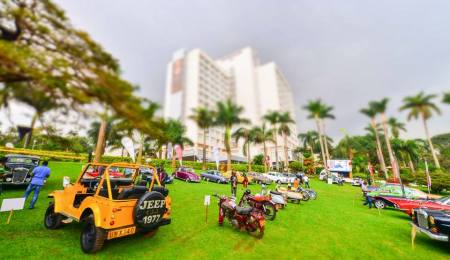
202;128;207;170
137;133;144;164
247;142;252;172
422;114;440;168
273;126;279;171
171;148;176;169
371;118;388;178
225;126;231;171
381;113;399;179
263;141;268;172
407;153;415;174
283;133;289;172
321;119;331;163
315;116;327;171
24;112;39;148
94;119;107;163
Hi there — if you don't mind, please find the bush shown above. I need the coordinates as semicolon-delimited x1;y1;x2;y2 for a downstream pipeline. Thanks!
289;161;303;172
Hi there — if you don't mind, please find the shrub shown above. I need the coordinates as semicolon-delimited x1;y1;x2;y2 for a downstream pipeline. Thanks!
289;161;303;172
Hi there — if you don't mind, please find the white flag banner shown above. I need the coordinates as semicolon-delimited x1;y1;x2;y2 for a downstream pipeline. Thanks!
167;143;173;159
121;137;136;162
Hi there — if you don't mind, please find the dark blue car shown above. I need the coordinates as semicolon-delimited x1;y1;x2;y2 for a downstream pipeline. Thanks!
200;170;229;184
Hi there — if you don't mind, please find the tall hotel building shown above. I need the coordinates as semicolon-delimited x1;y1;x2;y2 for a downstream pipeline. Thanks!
164;47;298;163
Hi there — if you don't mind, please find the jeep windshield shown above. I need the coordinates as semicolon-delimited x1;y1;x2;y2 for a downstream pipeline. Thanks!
7;157;39;165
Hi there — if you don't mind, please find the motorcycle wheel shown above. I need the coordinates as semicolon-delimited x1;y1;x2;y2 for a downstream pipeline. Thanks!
247;217;264;239
262;202;276;221
308;191;317;200
301;191;310;201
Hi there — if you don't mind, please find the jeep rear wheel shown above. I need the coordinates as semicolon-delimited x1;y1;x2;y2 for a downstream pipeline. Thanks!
80;215;106;254
44;203;63;229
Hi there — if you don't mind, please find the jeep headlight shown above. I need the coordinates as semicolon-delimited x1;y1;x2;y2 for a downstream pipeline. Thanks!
429;216;435;225
6;177;11;182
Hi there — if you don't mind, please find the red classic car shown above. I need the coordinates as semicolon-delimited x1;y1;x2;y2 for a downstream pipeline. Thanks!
378;196;450;216
173;167;200;183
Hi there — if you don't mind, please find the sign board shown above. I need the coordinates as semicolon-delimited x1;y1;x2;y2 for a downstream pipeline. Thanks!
63;176;70;187
327;178;333;185
1;198;25;212
204;195;211;206
327;160;352;172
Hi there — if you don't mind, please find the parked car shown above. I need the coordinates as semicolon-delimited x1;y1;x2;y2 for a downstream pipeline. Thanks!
319;170;328;181
200;170;229;183
281;173;296;183
376;196;450;215
248;172;272;185
369;183;440;206
140;167;173;184
1;154;40;185
264;172;290;184
45;163;171;253
411;208;449;244
352;178;363;186
173;167;200;182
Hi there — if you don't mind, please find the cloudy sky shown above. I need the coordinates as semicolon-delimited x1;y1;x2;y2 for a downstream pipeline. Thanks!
11;0;450;141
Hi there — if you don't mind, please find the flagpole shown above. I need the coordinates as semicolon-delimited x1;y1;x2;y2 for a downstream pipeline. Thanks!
425;159;431;195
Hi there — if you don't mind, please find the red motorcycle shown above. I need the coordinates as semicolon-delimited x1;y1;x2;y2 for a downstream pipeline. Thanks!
238;189;277;221
213;194;265;238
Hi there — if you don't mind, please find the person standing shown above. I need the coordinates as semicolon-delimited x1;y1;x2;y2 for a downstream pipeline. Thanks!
361;181;373;209
230;171;238;198
24;161;51;209
303;175;310;188
293;178;299;190
242;172;249;188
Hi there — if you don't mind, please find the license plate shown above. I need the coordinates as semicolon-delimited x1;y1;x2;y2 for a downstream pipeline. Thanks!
107;226;136;240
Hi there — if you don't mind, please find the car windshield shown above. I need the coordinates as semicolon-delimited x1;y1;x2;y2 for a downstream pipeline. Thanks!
82;165;136;180
7;157;38;165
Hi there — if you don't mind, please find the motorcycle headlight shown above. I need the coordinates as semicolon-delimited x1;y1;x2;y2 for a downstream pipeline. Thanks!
6;177;11;182
429;216;435;225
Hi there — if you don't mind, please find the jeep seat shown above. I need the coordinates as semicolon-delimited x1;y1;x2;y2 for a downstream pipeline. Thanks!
117;186;148;200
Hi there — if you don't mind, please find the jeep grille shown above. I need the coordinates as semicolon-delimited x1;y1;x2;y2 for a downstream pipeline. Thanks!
12;168;29;183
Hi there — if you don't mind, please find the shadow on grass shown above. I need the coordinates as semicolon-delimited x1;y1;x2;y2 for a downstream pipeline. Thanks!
415;235;450;254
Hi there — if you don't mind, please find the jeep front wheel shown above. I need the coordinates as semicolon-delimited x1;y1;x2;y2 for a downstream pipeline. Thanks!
80;215;106;254
44;203;63;229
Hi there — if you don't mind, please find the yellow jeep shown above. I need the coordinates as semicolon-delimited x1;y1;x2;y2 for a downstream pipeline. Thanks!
44;163;171;253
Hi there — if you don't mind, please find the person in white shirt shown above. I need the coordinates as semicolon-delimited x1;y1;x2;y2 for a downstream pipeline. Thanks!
303;175;310;188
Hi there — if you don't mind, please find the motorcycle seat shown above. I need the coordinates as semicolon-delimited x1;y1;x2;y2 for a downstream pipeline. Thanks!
270;191;282;195
236;207;253;215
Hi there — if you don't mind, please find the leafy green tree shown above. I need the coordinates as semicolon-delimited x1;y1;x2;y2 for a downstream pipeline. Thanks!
189;107;215;170
232;127;256;172
165;119;193;168
278;112;294;171
298;130;319;164
303;100;327;167
361;106;387;177
370;98;399;178
387;117;406;138
252;154;264;165
216;99;249;171
443;92;450;105
263;111;281;170
400;92;441;168
252;124;274;172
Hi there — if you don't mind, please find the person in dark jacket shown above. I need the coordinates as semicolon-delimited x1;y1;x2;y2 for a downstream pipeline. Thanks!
230;171;238;197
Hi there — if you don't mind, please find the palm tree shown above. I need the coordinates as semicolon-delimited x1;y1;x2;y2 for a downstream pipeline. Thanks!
443;92;450;104
263;111;281;170
370;98;399;178
189;107;215;170
252;124;274;172
387;117;406;138
400;92;441;168
360;107;387;177
165;119;193;168
216;99;249;171
298;130;319;157
303;100;327;168
318;104;335;163
404;140;419;173
278;112;294;171
232;127;256;172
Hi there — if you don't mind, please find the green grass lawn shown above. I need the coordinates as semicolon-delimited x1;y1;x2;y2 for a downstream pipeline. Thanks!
0;161;448;259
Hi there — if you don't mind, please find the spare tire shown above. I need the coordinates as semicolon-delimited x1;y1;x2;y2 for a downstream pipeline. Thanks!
134;191;166;229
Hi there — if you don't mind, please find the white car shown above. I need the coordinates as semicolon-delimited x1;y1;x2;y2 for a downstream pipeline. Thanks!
282;173;296;183
264;172;290;184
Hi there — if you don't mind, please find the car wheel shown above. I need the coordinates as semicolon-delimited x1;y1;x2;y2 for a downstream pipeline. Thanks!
80;215;106;254
185;178;189;183
44;203;63;230
217;179;220;184
277;180;281;184
374;199;386;209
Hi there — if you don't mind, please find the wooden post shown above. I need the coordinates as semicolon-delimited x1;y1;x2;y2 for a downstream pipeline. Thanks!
205;205;208;223
411;224;417;249
6;209;13;224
